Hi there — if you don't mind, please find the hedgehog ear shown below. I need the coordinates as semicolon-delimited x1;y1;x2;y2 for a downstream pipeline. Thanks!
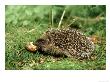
34;39;47;46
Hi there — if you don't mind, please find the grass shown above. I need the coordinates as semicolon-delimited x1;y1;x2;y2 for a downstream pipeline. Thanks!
5;5;106;70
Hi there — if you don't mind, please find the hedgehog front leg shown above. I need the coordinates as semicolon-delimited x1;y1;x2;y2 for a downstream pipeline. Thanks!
42;44;71;57
52;47;72;57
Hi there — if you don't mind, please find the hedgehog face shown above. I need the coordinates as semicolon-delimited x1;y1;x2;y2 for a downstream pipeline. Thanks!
26;39;49;52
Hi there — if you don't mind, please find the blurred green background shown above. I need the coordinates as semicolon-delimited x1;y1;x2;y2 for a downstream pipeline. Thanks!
5;5;106;70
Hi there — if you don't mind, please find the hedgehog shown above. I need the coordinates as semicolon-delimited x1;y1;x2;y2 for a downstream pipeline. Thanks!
26;28;94;59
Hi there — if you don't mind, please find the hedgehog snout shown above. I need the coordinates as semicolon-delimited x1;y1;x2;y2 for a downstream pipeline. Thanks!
25;42;38;52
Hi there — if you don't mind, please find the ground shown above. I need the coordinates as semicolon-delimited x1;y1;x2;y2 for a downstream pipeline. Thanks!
5;5;106;70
